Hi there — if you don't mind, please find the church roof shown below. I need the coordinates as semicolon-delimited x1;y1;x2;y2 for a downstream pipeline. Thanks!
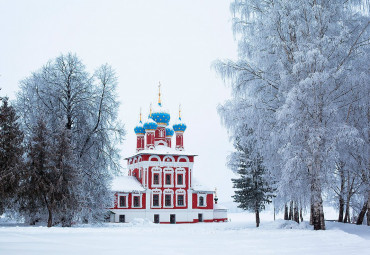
111;176;145;192
213;204;228;210
192;178;213;192
125;145;197;159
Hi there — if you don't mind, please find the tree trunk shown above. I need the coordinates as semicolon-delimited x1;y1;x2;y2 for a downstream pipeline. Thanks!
47;208;52;228
367;191;370;226
310;203;313;225
289;201;293;220
338;162;345;222
284;204;289;220
344;203;350;223
294;202;299;223
255;208;260;227
311;198;325;230
44;195;53;228
310;177;325;230
338;197;345;222
309;159;326;230
356;200;368;225
300;207;303;222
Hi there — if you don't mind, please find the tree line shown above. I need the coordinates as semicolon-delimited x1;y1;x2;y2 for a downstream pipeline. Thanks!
0;53;125;227
216;0;369;229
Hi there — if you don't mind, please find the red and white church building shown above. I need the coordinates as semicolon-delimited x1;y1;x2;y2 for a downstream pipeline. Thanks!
109;88;227;224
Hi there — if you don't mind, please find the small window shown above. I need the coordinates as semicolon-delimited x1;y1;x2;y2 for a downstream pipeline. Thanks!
199;196;204;206
153;174;160;185
119;215;125;223
154;214;160;223
165;174;171;185
177;195;184;206
153;194;159;206
119;196;126;207
133;196;140;207
177;174;183;185
165;194;171;206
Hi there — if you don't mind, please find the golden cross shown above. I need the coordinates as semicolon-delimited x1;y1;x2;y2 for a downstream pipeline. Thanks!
179;104;182;119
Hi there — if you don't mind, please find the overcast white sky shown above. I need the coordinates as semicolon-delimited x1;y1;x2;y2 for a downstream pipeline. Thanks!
0;0;238;202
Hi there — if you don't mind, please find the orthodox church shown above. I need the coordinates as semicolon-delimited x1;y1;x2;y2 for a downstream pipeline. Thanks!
109;85;227;224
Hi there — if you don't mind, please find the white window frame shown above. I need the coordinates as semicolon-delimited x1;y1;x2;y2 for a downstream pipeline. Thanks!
132;193;142;208
175;168;186;188
151;167;162;188
151;189;162;208
197;193;207;207
118;194;128;208
175;189;186;207
163;168;174;188
163;189;174;208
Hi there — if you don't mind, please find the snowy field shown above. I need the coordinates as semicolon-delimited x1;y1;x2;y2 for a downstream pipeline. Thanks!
1;211;370;255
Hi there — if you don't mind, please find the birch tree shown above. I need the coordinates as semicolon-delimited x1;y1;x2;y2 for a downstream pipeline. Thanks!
215;0;369;229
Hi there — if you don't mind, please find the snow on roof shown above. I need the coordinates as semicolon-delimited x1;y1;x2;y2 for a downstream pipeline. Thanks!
214;204;228;210
111;176;145;192
192;178;213;192
126;145;198;159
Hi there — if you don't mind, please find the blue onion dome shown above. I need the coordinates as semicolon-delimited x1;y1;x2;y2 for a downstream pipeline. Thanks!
165;127;174;137
173;117;187;132
143;117;158;131
134;121;145;134
151;104;170;126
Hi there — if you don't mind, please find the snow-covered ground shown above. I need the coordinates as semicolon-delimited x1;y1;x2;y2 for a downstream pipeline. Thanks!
1;211;370;255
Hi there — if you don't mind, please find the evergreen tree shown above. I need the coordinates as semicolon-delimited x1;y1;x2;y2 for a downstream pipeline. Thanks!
19;118;52;225
0;97;23;214
51;127;80;227
229;127;274;227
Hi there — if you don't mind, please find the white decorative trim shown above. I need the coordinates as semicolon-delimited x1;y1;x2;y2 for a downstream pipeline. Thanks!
154;140;167;147
163;168;174;188
149;155;161;162
175;168;186;188
128;161;194;170
132;193;143;208
197;193;207;207
151;189;162;208
151;167;162;188
163;189;174;208
117;194;128;208
177;156;189;162
175;189;186;207
163;155;175;162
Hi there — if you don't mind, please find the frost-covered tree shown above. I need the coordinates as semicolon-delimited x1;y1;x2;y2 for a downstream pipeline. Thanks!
215;0;369;230
0;97;23;214
16;53;125;223
19;118;53;225
51;127;80;227
229;127;274;227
